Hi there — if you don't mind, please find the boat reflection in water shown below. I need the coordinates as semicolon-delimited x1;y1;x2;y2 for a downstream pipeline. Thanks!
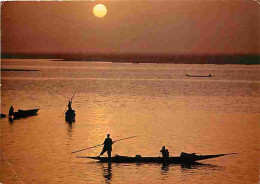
161;163;170;172
97;161;219;183
8;117;14;123
102;163;112;182
66;121;74;140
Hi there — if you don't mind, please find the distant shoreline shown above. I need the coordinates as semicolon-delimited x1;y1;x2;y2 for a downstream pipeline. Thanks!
56;60;259;65
1;68;40;72
2;53;260;65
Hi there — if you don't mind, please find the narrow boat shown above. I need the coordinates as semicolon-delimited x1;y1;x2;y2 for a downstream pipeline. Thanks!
65;109;76;122
186;74;211;77
77;152;236;164
1;113;6;118
12;109;39;119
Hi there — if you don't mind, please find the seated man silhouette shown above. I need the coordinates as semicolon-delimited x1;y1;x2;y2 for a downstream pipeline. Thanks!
160;146;169;159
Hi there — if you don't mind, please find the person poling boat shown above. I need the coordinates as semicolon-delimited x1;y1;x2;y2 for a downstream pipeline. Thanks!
9;105;14;117
71;135;137;154
68;100;72;111
63;88;79;122
62;87;79;118
98;134;113;158
65;100;75;122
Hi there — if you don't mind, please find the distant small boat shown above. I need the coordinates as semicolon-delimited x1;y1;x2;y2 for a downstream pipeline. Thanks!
65;109;76;122
77;152;236;164
12;109;39;119
186;74;212;77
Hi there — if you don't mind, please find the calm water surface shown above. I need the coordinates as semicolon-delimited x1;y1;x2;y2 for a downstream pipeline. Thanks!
1;59;259;184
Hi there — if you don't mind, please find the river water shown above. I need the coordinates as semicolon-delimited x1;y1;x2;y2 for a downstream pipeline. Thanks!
1;59;259;184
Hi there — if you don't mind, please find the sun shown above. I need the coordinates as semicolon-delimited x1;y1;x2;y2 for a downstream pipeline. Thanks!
93;4;107;18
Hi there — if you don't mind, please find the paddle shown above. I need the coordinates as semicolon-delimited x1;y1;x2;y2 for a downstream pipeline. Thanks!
62;87;79;117
71;135;137;154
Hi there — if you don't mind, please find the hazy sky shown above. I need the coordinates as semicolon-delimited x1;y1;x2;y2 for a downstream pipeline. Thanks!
1;1;260;55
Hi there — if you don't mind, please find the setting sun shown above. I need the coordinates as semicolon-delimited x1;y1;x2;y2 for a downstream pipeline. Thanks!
93;4;107;18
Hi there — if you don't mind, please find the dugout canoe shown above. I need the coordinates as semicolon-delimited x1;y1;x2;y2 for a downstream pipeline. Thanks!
65;109;76;122
77;152;236;164
1;113;7;118
186;74;212;77
12;109;39;119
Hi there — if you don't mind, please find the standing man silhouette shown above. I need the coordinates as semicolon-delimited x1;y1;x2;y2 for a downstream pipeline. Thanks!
8;105;14;117
99;134;113;158
68;100;72;111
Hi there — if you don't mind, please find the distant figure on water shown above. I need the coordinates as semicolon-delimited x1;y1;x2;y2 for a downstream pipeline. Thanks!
68;100;72;111
160;146;169;159
8;105;14;117
65;100;75;122
99;134;113;158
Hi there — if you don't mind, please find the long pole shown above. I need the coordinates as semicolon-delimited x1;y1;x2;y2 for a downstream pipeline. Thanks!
71;136;137;154
70;87;79;102
62;87;79;117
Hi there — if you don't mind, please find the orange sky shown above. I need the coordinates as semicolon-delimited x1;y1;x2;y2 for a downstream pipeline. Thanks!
1;1;260;55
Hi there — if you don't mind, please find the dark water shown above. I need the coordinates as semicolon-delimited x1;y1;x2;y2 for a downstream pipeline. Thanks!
1;59;259;184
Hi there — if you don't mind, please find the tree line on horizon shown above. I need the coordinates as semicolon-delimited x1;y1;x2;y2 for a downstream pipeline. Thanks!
2;53;260;65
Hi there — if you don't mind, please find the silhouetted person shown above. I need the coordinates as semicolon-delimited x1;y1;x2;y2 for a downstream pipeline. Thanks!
8;105;14;117
160;146;169;159
68;100;72;111
99;134;113;158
